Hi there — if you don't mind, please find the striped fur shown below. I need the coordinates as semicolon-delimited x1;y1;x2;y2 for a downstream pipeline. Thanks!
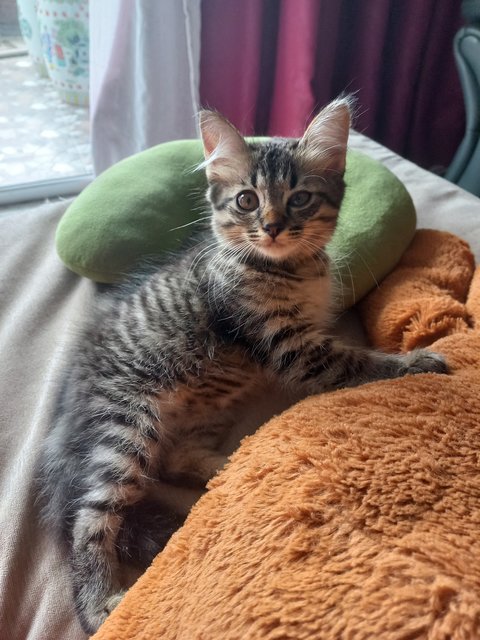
39;100;447;633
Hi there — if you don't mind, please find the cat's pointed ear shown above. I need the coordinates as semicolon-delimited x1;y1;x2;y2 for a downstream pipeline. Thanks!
299;98;352;174
198;110;251;182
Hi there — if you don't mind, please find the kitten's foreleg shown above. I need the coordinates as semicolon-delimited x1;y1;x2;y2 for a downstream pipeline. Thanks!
270;336;447;394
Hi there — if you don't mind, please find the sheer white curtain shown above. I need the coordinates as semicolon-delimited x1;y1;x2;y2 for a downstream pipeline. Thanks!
89;0;201;175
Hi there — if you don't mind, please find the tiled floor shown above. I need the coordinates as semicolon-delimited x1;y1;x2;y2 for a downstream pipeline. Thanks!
0;34;26;56
0;49;92;188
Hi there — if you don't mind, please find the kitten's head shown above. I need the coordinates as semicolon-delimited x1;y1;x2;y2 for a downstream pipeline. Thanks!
199;98;351;264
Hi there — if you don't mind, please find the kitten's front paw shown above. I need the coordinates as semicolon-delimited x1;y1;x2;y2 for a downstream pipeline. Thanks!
78;590;126;634
104;590;126;615
401;349;448;375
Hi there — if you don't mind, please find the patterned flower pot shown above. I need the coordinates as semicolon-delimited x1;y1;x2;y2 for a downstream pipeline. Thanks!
16;0;48;77
36;0;89;106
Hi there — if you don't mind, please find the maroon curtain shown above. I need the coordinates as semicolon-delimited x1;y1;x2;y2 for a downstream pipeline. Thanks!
200;0;465;171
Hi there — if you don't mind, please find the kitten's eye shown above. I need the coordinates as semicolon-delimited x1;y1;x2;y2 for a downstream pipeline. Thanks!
288;191;311;208
236;190;259;212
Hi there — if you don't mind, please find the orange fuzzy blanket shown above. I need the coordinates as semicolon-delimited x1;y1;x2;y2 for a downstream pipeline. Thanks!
93;229;480;640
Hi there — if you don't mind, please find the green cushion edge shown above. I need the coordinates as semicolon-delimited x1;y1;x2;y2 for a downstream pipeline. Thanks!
56;140;208;283
331;149;416;307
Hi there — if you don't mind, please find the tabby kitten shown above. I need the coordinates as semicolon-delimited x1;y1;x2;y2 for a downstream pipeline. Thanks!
40;99;447;633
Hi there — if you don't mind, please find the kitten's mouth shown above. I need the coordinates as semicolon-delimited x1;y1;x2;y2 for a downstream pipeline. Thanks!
253;234;296;260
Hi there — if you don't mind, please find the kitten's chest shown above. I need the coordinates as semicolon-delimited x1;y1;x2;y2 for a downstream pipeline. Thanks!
247;269;334;331
291;274;333;328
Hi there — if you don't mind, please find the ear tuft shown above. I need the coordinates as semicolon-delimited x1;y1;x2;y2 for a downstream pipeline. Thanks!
299;97;353;174
198;110;250;182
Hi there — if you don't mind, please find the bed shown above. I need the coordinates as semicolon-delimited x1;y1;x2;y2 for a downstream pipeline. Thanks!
1;131;480;640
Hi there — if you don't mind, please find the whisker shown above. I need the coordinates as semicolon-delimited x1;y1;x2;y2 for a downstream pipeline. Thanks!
351;247;379;289
168;215;211;233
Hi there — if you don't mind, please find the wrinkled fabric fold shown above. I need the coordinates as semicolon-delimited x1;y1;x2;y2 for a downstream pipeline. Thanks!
89;0;201;175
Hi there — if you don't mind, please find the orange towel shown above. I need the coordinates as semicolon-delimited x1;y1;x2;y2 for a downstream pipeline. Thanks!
94;229;480;640
359;229;475;352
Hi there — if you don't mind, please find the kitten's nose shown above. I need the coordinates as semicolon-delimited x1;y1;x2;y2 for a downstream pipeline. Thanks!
262;222;285;239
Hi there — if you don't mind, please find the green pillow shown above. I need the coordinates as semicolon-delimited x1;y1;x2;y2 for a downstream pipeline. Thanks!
56;140;416;309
